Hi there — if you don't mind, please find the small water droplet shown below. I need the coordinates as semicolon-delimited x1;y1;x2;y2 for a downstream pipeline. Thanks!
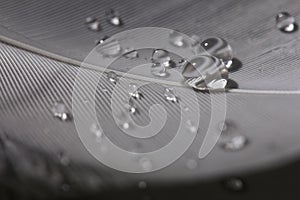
52;101;70;121
124;49;139;59
183;106;189;112
276;12;298;33
164;88;178;103
128;83;142;99
201;37;233;64
98;39;122;57
122;122;130;130
106;9;123;26
85;17;96;24
87;20;101;32
139;157;153;172
107;71;118;84
138;181;147;189
61;183;71;192
221;135;248;151
186;159;197;170
186;120;197;133
90;123;103;140
169;30;186;47
223;178;245;192
58;152;70;166
95;35;109;45
124;99;137;115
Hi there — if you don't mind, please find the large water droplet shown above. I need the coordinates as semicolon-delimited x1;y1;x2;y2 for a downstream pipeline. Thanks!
98;39;122;57
107;71;118;84
201;37;233;64
128;83;142;99
169;30;187;47
106;9;123;26
52;101;70;121
221;135;248;151
182;55;228;90
276;12;298;33
164;88;178;103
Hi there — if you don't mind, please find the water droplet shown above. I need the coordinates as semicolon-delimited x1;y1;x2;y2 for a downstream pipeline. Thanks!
276;12;298;33
122;122;130;130
124;49;139;59
183;106;189;112
151;63;170;77
139;157;153;172
90;123;103;140
138;181;147;189
87;20;101;32
124;99;137;115
51;101;70;121
221;135;248;151
186;120;197;133
164;88;178;103
128;83;142;99
98;39;122;57
182;55;228;90
186;159;197;170
107;71;118;84
95;35;109;45
85;17;96;24
151;49;174;67
58;152;70;166
223;178;245;192
169;30;186;47
106;9;123;26
201;37;233;64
